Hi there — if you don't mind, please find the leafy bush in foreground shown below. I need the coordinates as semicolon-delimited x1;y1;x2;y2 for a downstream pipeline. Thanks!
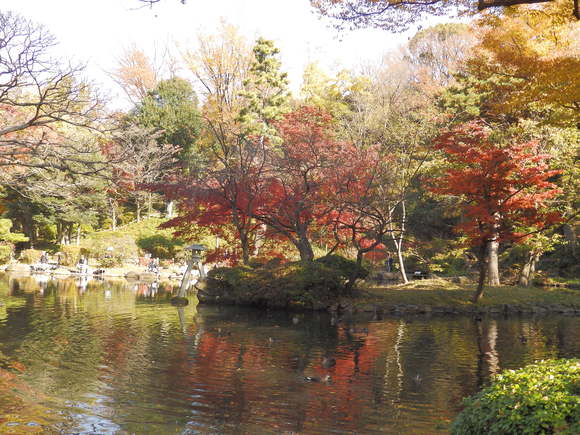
452;359;579;435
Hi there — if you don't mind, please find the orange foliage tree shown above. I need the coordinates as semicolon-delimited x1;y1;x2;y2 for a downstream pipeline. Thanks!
430;121;561;302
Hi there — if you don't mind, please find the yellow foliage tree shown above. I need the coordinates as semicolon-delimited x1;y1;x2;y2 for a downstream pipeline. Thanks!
467;0;579;125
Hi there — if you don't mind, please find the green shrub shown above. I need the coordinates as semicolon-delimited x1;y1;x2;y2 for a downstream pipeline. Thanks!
81;233;138;266
0;243;13;264
204;257;361;310
137;234;184;259
57;245;86;267
19;249;42;264
315;255;368;281
452;359;580;435
98;255;122;268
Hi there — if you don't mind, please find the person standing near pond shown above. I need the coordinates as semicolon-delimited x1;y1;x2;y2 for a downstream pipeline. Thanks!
385;253;394;272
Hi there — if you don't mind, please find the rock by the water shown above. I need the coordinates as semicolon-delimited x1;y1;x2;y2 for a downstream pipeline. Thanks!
125;271;139;280
139;272;158;281
5;263;31;273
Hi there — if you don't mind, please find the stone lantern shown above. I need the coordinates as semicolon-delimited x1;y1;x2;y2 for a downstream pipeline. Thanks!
173;243;206;303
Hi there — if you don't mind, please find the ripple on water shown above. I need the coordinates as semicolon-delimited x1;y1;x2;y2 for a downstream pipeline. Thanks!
0;276;578;434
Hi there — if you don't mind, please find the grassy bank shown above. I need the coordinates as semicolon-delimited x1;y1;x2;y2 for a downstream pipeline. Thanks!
354;278;579;313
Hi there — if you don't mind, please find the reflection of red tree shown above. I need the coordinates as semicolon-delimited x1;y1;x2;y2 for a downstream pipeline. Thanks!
186;324;397;432
300;326;385;429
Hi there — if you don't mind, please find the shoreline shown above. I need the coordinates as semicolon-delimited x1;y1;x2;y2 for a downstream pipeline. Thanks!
1;262;183;282
3;264;578;317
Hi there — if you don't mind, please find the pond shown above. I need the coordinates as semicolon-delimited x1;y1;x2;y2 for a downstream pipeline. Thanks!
0;274;578;434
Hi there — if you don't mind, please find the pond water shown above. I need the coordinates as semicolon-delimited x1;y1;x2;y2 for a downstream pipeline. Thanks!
0;274;578;434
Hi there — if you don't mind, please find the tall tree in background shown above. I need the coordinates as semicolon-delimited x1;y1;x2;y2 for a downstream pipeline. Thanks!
430;121;562;302
108;125;179;223
238;37;291;141
440;0;579;126
405;23;476;88
133;77;202;165
164;35;290;264
109;45;161;105
343;56;440;282
0;11;105;173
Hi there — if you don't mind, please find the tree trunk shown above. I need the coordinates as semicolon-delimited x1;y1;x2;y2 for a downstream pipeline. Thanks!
486;238;500;286
147;192;153;218
389;201;408;284
253;223;267;257
67;223;74;246
23;220;36;249
240;232;251;265
346;250;364;292
109;197;117;231
473;242;488;303
136;199;141;223
76;225;81;246
56;222;64;245
518;250;540;287
166;200;175;219
296;228;314;263
562;224;576;256
395;243;408;284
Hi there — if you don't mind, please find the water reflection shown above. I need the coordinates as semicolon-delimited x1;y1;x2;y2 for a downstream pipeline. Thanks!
0;274;578;434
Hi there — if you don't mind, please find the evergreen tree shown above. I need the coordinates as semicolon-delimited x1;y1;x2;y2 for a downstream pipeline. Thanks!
134;77;202;165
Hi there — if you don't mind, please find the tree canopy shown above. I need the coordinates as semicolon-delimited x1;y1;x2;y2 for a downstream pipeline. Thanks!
310;0;579;31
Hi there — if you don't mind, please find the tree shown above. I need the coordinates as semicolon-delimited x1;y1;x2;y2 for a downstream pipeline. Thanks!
107;125;179;223
440;0;579;126
3;163;108;247
327;144;408;285
300;63;364;120
165;36;290;265
405;23;476;87
253;106;363;262
109;45;161;105
0;218;28;263
238;37;291;140
133;77;202;164
340;56;440;282
310;0;578;32
0;11;104;173
430;121;562;302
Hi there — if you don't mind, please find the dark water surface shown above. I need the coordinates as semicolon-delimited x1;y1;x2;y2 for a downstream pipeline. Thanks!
0;274;578;434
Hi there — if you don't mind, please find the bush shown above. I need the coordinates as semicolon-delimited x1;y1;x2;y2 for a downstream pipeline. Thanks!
452;359;580;435
57;245;86;267
81;233;138;267
0;243;13;264
204;256;362;310
315;255;368;281
137;234;184;259
19;249;42;264
98;255;122;268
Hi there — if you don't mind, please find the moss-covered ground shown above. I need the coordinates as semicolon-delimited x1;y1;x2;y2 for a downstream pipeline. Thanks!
357;278;579;309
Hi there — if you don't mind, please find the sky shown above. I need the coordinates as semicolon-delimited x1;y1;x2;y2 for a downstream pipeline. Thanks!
1;0;450;108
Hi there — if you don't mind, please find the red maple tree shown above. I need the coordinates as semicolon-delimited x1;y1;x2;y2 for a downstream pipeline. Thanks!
430;121;561;302
254;106;372;262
